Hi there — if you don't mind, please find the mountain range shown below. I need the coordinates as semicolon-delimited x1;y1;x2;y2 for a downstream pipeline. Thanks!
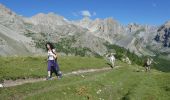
0;4;169;59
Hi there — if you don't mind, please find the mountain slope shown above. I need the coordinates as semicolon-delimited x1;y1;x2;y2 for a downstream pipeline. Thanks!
0;3;169;57
0;4;42;56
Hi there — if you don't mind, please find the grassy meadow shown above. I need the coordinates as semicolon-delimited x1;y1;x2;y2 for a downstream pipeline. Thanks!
0;56;112;81
0;56;170;100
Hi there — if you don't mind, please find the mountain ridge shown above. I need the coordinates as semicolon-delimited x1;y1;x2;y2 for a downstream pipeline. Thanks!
0;3;169;58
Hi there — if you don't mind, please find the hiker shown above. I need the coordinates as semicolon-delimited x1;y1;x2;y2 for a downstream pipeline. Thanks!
143;57;153;72
46;42;62;80
106;53;116;68
110;53;116;67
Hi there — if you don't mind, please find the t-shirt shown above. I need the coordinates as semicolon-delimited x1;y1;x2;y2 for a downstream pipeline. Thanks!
48;49;56;60
147;59;152;65
110;55;115;62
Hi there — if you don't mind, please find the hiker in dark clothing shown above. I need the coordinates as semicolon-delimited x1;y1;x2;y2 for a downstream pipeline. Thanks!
143;57;152;72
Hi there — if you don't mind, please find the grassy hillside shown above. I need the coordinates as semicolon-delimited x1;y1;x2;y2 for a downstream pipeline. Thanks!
153;58;170;73
0;56;111;81
0;56;169;100
0;64;169;100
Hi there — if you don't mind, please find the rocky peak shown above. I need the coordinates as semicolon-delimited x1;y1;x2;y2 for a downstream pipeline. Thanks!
0;4;26;33
155;21;170;47
165;21;170;26
74;17;92;29
26;12;68;26
127;23;142;32
0;4;15;16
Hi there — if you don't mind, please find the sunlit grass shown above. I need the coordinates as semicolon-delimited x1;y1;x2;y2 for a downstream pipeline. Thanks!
0;65;169;100
0;56;109;81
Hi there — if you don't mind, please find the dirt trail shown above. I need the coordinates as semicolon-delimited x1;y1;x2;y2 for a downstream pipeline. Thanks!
0;66;120;88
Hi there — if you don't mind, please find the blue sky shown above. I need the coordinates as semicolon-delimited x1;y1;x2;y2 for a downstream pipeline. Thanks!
0;0;170;25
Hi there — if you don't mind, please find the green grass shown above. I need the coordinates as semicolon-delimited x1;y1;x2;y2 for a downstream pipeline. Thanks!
0;64;169;100
0;56;109;81
153;58;170;73
0;56;169;100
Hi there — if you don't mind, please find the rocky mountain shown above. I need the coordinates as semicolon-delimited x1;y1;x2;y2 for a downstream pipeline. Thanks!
0;4;26;33
0;4;42;56
153;21;170;59
24;14;108;56
155;21;170;47
0;3;169;57
73;17;126;43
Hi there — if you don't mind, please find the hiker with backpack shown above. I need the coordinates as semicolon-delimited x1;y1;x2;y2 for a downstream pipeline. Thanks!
46;42;62;80
143;57;153;72
106;53;116;68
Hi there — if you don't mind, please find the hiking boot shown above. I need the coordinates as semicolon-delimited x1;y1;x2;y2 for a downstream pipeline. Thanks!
57;71;62;79
57;74;62;79
46;76;52;80
57;75;62;79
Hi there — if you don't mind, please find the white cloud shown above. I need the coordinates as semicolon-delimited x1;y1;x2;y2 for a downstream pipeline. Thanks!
81;10;91;17
73;10;96;17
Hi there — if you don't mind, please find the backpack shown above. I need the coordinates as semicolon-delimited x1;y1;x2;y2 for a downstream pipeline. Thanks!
51;49;58;61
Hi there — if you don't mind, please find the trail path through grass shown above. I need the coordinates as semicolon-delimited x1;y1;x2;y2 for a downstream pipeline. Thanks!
1;67;120;87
